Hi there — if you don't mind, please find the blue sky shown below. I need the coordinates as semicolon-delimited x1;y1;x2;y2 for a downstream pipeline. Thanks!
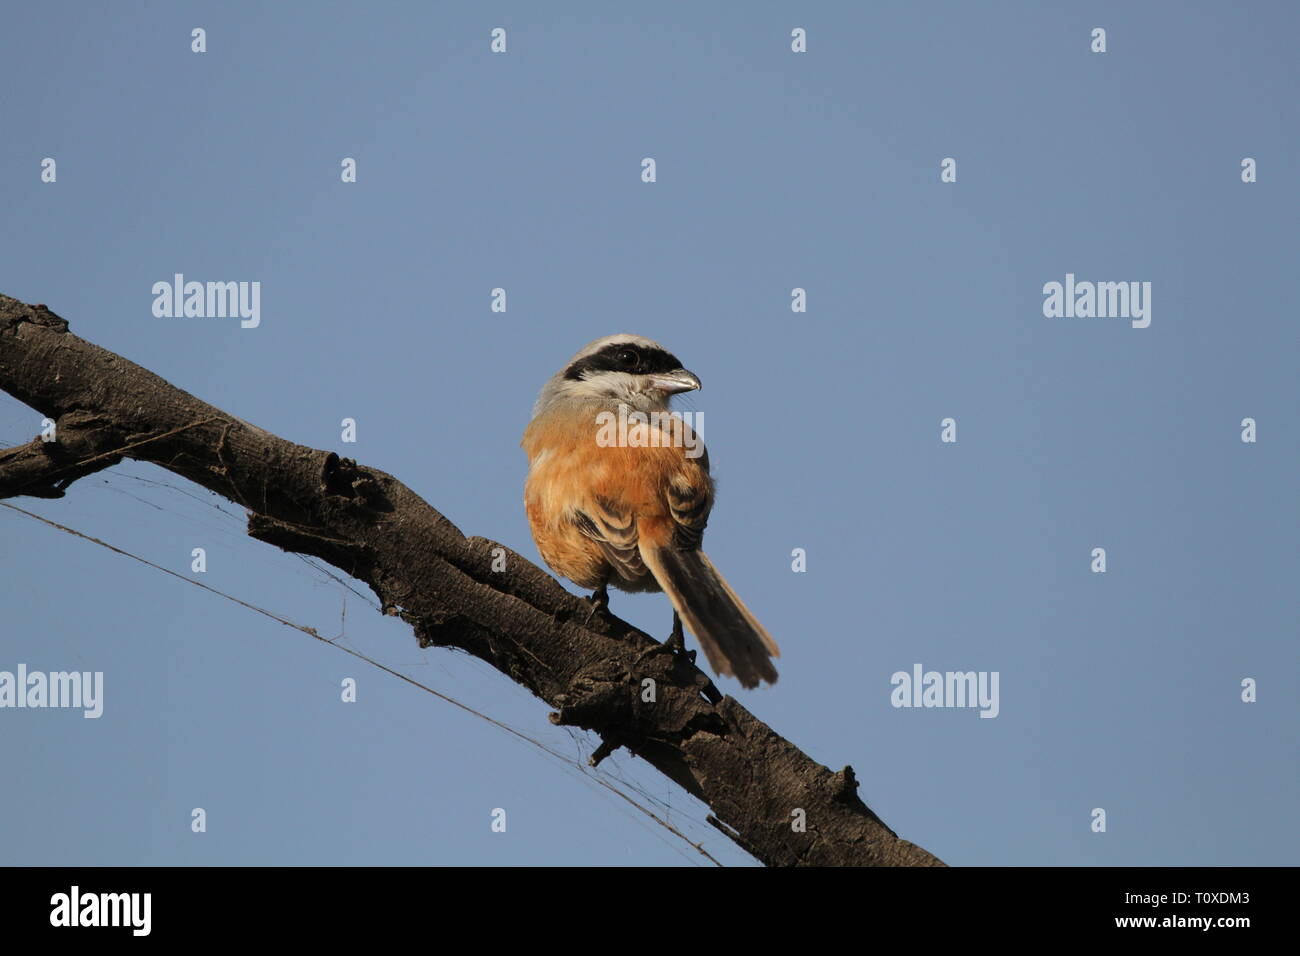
1;1;1295;866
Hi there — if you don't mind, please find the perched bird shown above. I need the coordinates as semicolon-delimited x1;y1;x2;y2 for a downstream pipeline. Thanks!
521;334;779;688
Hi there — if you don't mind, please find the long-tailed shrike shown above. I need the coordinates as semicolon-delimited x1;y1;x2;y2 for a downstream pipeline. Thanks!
522;334;779;688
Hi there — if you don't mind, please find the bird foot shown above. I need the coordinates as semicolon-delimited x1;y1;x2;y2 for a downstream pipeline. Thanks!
661;614;696;664
583;584;610;626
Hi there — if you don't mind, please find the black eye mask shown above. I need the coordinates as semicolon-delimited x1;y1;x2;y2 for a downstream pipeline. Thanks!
563;343;684;381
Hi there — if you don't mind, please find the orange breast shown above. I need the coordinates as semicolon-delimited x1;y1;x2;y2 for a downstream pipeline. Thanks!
521;406;711;590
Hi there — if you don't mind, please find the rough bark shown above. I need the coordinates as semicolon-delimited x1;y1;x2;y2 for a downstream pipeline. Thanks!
0;293;944;867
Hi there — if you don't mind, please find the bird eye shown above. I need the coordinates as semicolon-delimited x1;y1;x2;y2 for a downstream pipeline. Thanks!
615;349;639;369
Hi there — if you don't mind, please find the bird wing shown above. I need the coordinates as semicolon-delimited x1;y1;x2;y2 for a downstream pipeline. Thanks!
664;467;711;550
662;414;712;550
573;495;649;583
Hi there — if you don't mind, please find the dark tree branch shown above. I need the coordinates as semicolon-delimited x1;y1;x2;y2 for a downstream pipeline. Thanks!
0;293;944;867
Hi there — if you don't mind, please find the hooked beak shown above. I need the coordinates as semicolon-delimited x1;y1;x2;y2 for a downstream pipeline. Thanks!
647;368;702;395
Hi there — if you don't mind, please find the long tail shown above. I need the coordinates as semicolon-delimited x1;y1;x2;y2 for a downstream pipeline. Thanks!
642;546;780;688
